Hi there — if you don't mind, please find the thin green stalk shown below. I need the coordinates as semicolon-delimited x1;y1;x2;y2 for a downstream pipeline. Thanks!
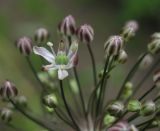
138;85;156;101
116;52;147;100
59;80;80;131
140;118;154;130
96;56;110;116
9;99;55;131
87;43;97;87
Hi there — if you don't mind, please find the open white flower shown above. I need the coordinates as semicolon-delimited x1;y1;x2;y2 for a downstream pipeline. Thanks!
33;40;78;80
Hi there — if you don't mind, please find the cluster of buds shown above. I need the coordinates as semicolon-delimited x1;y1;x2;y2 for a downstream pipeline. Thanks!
104;35;123;57
148;33;160;54
120;20;139;41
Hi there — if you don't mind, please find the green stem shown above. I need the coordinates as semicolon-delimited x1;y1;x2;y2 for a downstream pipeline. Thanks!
59;80;80;131
87;43;97;87
116;52;147;100
96;56;110;116
9;99;55;131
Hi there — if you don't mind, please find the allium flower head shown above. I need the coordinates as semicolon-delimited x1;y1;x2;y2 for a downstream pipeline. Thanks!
108;121;138;131
33;40;78;80
0;80;18;99
58;15;76;36
77;24;94;43
16;36;33;55
34;28;49;43
104;36;123;56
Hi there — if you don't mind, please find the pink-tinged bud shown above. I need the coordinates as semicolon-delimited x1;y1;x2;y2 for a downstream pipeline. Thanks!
58;15;76;36
34;28;49;44
0;80;18;99
153;69;160;88
108;121;129;131
104;35;123;56
16;36;33;55
77;24;94;44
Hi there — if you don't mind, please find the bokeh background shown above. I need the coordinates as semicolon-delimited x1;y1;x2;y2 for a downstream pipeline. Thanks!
0;0;160;130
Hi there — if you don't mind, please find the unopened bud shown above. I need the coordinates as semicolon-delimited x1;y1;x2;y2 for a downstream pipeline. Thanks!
42;94;58;108
16;36;33;55
0;80;18;100
103;114;116;126
139;54;153;69
140;100;156;116
107;101;124;116
148;33;160;54
104;36;123;57
0;108;12;123
127;99;141;112
153;69;160;88
121;20;138;41
130;125;138;131
34;28;49;44
121;82;133;99
58;15;76;36
15;96;27;108
118;50;128;64
77;24;94;44
108;121;129;131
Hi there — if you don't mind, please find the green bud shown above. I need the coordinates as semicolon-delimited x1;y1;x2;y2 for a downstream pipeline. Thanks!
69;79;79;93
121;82;133;99
140;100;156;116
15;96;27;108
127;99;141;112
38;72;49;83
0;108;12;123
42;94;58;108
107;101;124;116
103;114;116;126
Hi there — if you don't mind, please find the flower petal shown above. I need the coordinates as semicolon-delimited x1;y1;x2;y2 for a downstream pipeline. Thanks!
58;69;68;80
33;46;55;63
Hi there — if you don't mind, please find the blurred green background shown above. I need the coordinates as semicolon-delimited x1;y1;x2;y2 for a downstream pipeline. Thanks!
0;0;160;130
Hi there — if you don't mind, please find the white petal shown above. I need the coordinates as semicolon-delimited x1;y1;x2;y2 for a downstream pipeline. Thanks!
58;69;68;80
33;46;55;63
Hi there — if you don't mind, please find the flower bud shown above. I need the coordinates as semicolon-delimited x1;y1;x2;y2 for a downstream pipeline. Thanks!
103;114;116;126
58;15;76;36
16;36;33;55
121;20;138;41
139;54;153;69
140;100;156;116
15;96;27;108
107;101;124;116
127;99;141;112
118;50;128;64
42;94;58;108
77;24;94;44
148;33;160;54
0;80;18;100
104;36;123;57
153;69;160;88
0;108;12;123
121;82;133;100
34;28;49;44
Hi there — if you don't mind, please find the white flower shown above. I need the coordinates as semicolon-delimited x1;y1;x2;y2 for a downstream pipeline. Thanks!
33;40;78;80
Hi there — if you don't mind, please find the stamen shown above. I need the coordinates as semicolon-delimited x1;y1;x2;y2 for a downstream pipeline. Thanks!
47;42;56;56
